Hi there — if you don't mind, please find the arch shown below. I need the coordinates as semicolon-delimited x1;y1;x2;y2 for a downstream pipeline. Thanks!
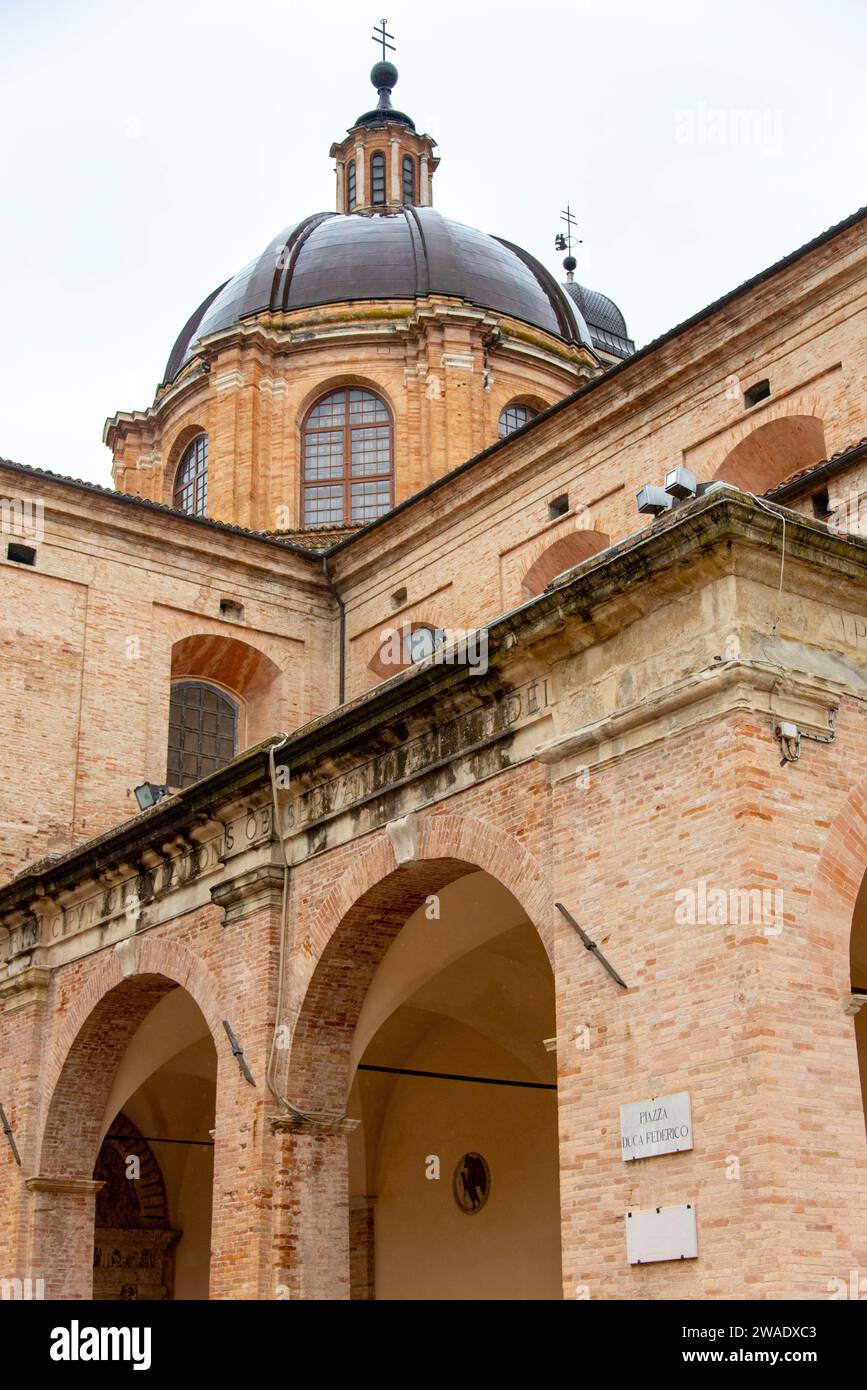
498;399;541;440
172;433;209;516
521;530;611;599
713;415;827;493
33;938;222;1300
300;386;394;528
295;373;396;426
171;633;281;698
279;815;558;1301
170;632;282;750
163;422;208;508
95;1111;170;1229
367;620;447;678
286;813;552;1112
402;154;415;204
92;1110;182;1300
805;771;867;1131
370;151;386;205
40;937;223;1177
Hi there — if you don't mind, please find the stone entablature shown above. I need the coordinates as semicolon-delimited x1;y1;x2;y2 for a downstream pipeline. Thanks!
3;488;867;982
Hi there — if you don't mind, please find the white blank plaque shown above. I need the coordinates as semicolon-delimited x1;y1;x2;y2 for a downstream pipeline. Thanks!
625;1202;698;1264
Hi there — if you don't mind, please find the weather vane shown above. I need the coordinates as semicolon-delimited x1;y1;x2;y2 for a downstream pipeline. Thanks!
372;18;395;62
555;203;581;257
555;202;582;281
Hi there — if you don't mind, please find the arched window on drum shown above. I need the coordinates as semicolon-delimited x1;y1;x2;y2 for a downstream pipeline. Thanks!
173;435;208;516
301;388;394;527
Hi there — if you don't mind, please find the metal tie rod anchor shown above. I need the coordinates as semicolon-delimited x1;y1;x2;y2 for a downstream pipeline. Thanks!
555;902;629;989
0;1103;21;1165
223;1020;256;1087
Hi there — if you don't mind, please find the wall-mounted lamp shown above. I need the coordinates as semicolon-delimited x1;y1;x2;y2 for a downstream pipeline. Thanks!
134;782;169;812
636;485;674;517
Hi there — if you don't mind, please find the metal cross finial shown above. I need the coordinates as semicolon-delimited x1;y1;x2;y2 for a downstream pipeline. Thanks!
372;17;395;61
558;202;581;256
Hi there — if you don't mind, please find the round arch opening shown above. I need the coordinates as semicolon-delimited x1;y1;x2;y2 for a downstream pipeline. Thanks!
288;853;561;1301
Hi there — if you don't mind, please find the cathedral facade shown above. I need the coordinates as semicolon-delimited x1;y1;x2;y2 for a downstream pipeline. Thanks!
1;51;867;1301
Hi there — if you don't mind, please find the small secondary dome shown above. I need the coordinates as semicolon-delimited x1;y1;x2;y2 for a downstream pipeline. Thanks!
562;281;634;360
163;208;593;382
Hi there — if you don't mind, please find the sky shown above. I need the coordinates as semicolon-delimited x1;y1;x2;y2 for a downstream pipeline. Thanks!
1;0;866;486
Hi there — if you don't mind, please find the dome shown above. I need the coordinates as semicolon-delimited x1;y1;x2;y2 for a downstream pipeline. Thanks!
163;208;593;382
562;281;634;361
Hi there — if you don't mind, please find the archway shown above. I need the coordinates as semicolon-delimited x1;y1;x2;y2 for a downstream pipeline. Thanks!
850;876;867;1130
34;954;219;1300
713;415;826;493
347;871;560;1300
521;530;611;599
806;774;867;1150
282;822;560;1301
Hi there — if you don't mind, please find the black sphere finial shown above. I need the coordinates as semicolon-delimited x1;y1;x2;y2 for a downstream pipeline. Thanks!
563;254;577;273
371;58;399;109
371;19;397;110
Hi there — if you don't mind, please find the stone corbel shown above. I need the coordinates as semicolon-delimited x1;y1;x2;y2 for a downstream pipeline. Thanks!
844;992;867;1017
190;814;223;844
211;863;286;926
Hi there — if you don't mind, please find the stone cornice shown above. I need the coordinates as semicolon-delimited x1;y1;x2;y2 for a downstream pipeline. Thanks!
2;488;867;916
535;663;841;773
104;363;210;445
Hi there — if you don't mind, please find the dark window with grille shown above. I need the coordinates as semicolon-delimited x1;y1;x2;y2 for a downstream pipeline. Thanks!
370;152;386;205
167;681;238;788
173;435;208;516
498;403;538;440
302;388;393;527
347;160;356;210
405;625;446;663
402;154;415;204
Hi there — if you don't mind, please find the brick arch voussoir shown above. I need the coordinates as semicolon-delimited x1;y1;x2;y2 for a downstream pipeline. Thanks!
807;774;867;976
39;937;224;1177
287;812;553;1107
418;814;552;956
301;811;552;982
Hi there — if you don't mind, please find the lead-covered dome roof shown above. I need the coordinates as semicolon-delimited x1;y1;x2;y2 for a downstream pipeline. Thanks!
163;207;593;382
562;281;634;360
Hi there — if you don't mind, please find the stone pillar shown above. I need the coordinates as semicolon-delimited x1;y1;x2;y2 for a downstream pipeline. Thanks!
0;959;50;1282
335;160;345;213
390;138;401;204
208;868;286;1300
271;1114;358;1300
349;1195;376;1299
26;1177;103;1300
420;153;431;206
355;142;365;207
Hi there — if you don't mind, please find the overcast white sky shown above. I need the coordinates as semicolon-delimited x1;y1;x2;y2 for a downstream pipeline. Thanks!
1;0;865;485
